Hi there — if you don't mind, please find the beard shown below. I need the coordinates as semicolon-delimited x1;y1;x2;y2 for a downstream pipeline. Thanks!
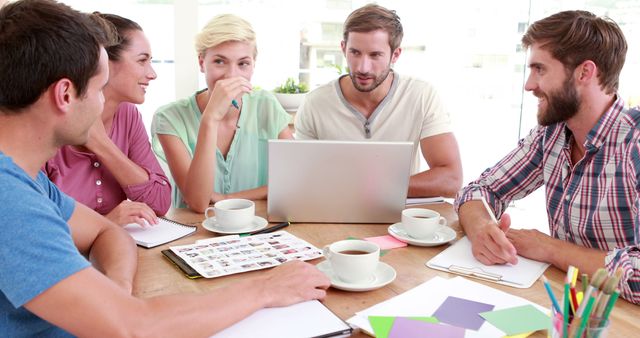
349;66;392;92
536;77;580;126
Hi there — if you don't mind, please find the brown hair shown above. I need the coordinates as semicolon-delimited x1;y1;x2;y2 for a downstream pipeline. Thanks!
522;10;627;95
93;12;142;62
343;4;403;52
0;0;117;112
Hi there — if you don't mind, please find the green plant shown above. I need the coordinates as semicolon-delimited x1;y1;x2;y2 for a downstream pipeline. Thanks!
274;77;309;94
331;64;349;75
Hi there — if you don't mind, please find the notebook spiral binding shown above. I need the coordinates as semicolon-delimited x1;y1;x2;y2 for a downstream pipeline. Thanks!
160;217;196;228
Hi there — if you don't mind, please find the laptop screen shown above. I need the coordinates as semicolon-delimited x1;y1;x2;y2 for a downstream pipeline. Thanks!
267;140;413;223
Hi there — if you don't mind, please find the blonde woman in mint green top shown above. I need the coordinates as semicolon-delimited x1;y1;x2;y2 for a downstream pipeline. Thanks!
152;89;290;209
151;14;293;212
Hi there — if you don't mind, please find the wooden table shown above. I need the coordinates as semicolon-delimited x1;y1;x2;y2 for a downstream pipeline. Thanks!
133;201;640;337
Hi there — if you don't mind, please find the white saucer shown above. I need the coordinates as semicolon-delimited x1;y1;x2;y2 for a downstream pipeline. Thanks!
316;260;396;292
202;216;268;234
388;223;456;247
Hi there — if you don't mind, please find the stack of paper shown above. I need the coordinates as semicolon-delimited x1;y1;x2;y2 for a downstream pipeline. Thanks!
347;276;549;337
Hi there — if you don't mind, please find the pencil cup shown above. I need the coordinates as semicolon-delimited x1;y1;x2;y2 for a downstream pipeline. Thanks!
550;311;610;338
549;307;562;338
585;318;609;338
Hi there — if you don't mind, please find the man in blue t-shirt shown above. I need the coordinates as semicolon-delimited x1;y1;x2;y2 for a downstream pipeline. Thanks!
0;1;139;336
0;1;329;336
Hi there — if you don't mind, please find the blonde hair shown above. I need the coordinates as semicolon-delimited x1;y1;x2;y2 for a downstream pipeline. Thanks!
195;14;257;58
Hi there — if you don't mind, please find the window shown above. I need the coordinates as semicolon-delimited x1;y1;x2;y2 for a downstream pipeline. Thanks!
55;0;640;229
517;22;528;33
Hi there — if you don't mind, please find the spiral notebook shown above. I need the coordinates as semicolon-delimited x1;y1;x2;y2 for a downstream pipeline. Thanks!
124;217;196;248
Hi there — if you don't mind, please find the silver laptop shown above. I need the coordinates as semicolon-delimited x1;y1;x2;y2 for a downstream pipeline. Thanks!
267;140;413;223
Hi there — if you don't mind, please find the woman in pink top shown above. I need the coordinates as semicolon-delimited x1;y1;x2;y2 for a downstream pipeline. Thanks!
45;13;170;226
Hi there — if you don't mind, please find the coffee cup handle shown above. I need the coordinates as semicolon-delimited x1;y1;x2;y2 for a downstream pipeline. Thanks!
322;245;332;259
204;207;215;219
439;216;447;227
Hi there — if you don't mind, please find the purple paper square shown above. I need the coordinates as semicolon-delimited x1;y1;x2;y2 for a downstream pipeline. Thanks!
388;317;465;338
432;296;494;330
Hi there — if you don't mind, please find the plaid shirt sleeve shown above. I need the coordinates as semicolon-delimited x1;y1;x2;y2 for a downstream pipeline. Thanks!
454;125;547;217
605;248;640;303
604;134;640;304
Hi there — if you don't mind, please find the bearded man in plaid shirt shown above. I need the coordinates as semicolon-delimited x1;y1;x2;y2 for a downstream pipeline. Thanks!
456;10;640;304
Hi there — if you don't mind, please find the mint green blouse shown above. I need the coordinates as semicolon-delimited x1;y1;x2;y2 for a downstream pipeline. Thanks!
151;89;290;208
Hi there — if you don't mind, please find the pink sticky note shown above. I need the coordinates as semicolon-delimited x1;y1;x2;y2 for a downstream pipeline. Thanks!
364;235;408;250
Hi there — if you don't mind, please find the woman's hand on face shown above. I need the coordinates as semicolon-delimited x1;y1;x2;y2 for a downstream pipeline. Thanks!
203;77;252;121
84;118;110;152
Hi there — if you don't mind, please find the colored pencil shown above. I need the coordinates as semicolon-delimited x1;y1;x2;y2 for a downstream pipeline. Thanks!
563;279;570;338
541;275;562;314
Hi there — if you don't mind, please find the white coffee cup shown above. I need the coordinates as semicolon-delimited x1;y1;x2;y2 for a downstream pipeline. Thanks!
323;240;380;284
204;198;255;230
401;208;447;239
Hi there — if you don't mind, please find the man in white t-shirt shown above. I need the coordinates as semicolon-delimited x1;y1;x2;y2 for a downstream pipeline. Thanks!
296;4;462;198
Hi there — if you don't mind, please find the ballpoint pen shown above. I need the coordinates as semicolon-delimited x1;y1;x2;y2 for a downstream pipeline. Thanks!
231;99;239;109
242;221;290;236
480;197;498;224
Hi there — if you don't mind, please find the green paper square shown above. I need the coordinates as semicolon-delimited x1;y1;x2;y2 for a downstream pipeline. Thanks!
480;305;550;335
368;316;439;338
369;316;395;338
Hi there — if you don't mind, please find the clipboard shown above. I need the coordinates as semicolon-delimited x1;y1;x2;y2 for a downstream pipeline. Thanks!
161;249;202;279
426;236;549;288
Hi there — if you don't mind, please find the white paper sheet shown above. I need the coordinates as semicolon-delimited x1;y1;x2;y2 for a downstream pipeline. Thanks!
347;276;547;338
212;300;351;338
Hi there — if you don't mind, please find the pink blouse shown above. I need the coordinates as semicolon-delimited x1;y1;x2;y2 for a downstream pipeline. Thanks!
45;102;171;215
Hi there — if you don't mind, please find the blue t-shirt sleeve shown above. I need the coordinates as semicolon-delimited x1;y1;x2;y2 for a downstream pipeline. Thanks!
0;171;89;308
37;172;75;221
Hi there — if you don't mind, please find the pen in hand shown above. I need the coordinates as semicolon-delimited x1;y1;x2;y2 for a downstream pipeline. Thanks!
480;197;499;225
231;99;239;110
243;221;290;236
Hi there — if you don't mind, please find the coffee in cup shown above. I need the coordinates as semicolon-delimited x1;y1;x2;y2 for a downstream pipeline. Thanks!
323;240;380;284
204;198;255;230
401;208;447;239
